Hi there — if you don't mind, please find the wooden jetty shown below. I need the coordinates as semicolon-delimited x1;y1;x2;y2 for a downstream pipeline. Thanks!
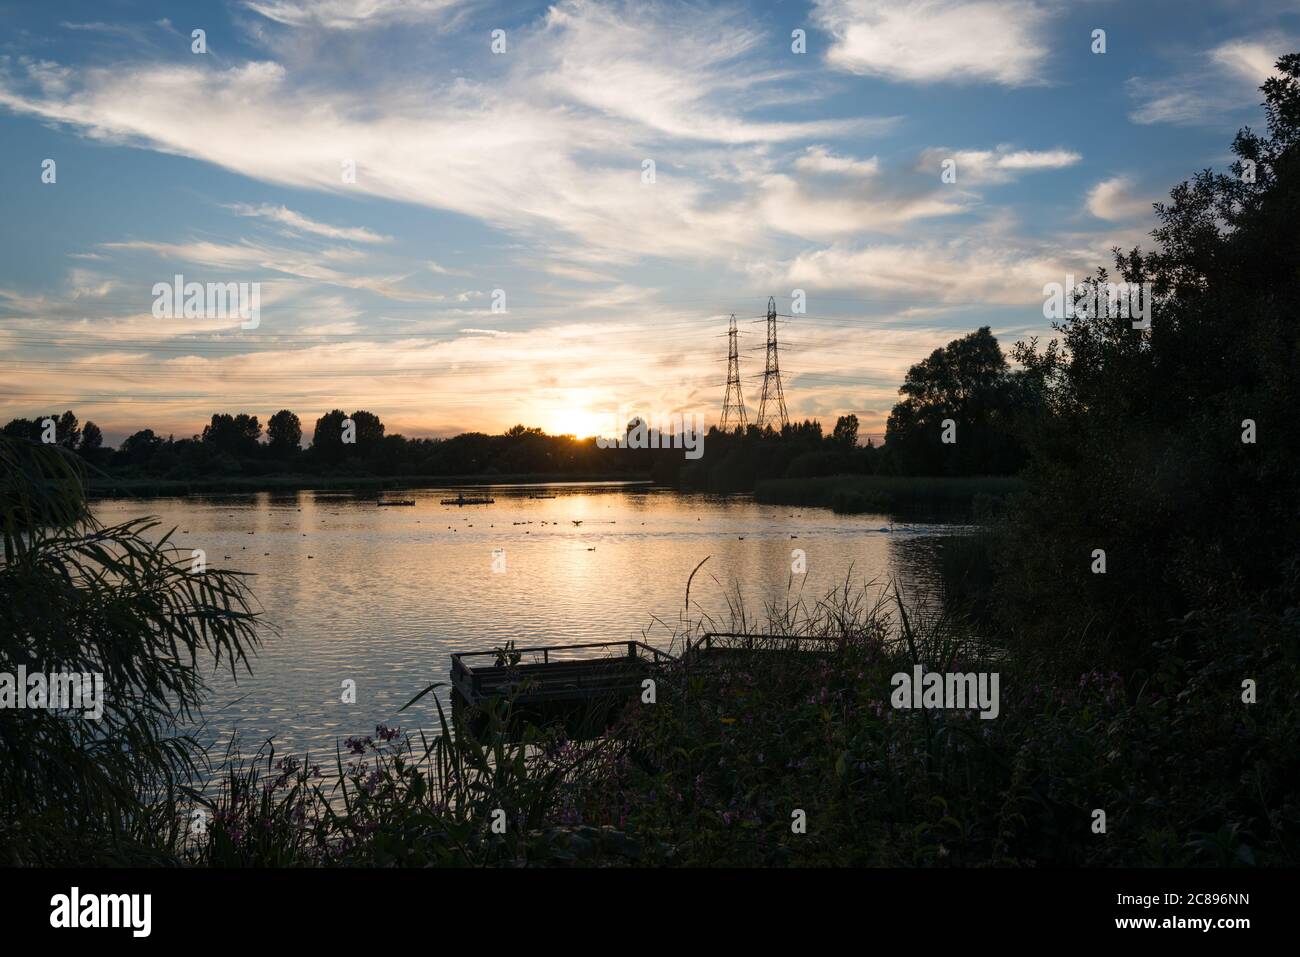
449;640;674;735
451;640;674;706
449;633;835;707
377;499;416;506
444;633;837;736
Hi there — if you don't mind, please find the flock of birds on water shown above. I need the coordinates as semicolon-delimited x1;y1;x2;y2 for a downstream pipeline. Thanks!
172;495;897;561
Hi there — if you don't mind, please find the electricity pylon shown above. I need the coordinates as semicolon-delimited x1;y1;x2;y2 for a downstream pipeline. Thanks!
754;296;788;430
720;314;748;432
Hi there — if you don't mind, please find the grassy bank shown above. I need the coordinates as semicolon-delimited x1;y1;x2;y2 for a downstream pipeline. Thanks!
87;472;651;498
754;474;1024;516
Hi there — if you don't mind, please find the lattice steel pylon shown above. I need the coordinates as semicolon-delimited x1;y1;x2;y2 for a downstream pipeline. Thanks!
720;314;748;432
754;296;788;430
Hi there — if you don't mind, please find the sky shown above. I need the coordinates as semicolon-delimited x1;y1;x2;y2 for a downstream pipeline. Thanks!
0;0;1294;445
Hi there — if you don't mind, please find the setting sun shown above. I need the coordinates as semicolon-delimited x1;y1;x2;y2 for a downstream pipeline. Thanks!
541;409;606;439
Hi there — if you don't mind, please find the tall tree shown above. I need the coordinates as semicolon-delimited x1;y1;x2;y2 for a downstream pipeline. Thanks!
54;410;81;450
117;429;163;465
79;421;103;456
350;410;385;453
1;418;39;441
201;414;261;456
266;409;302;455
832;414;859;448
311;409;349;465
884;327;1028;475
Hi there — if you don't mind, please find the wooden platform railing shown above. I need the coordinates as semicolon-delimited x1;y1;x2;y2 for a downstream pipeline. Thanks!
686;632;843;657
448;634;844;710
450;640;676;704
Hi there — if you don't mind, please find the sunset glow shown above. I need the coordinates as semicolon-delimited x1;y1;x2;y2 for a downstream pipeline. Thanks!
0;2;1263;444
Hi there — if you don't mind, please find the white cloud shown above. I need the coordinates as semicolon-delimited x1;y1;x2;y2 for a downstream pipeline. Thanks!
813;0;1052;86
1127;82;1211;126
1085;176;1152;222
100;238;424;298
917;145;1080;184
0;0;886;265
542;262;621;284
755;173;970;239
242;0;468;30
795;146;880;177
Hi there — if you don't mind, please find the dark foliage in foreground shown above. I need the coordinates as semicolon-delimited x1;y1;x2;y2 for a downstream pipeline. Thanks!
175;582;1300;867
994;54;1300;674
0;436;262;865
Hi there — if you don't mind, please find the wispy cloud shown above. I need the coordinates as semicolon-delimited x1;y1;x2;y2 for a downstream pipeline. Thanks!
756;217;1119;306
532;0;859;144
227;203;392;243
1128;34;1292;126
99;238;424;298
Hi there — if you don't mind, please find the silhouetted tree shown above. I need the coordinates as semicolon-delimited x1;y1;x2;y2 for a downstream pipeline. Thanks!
832;414;859;448
349;410;385;454
117;429;163;466
1;418;39;441
266;410;302;455
78;422;103;456
201;414;261;457
884;327;1030;475
310;410;349;466
53;411;81;450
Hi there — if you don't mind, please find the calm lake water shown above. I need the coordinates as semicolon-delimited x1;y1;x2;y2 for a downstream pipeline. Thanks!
93;482;958;759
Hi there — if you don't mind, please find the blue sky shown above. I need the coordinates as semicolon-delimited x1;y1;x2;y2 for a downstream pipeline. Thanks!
0;0;1294;443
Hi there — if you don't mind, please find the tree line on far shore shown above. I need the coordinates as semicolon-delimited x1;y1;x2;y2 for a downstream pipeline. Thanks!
1;326;1043;487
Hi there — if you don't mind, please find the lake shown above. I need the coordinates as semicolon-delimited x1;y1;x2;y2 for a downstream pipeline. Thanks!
92;482;959;759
